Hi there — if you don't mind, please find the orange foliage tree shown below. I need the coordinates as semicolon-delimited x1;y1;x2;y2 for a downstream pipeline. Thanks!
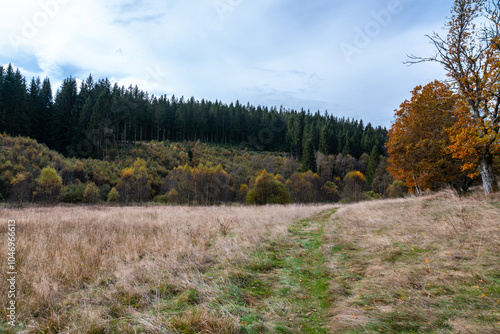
343;171;366;202
409;0;500;194
387;81;471;193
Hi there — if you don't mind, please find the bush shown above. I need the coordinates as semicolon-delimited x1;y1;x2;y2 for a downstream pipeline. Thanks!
153;194;169;204
60;184;86;203
83;182;100;204
386;181;406;198
99;184;111;202
107;187;120;203
321;181;341;202
365;191;382;200
246;170;291;205
167;189;179;204
34;167;63;202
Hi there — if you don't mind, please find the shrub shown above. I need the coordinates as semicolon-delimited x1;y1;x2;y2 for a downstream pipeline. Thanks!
386;181;406;198
153;194;169;204
60;184;86;203
116;159;152;203
107;187;120;203
321;181;341;202
83;182;100;204
246;170;291;205
167;189;179;204
286;171;321;203
34;167;63;202
99;184;111;202
237;184;248;203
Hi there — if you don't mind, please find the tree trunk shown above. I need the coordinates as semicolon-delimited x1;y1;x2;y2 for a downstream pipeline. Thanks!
479;153;498;195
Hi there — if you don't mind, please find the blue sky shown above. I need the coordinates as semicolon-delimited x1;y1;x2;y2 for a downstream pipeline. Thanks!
0;0;454;127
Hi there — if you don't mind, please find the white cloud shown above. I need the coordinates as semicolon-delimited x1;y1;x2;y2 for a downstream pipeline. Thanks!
0;0;455;127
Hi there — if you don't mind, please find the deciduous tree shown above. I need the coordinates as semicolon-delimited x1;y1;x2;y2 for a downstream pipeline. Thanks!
35;167;63;202
246;170;291;205
387;81;470;193
343;171;366;202
409;0;500;194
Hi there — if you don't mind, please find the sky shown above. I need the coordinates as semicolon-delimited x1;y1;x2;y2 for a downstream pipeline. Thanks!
0;0;454;128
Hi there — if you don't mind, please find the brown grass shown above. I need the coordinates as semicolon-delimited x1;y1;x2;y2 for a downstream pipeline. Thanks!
325;191;500;333
0;204;333;333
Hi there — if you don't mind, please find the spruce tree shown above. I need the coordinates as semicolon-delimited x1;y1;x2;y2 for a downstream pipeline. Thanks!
2;64;29;136
51;77;78;155
366;145;380;187
302;139;317;173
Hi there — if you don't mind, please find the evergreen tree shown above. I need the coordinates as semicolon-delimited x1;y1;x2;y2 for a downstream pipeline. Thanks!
318;124;331;154
302;139;317;173
1;64;29;136
0;66;4;133
366;145;380;187
51;77;78;155
38;78;53;144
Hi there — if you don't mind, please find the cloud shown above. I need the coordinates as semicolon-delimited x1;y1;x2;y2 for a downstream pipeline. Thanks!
0;0;455;127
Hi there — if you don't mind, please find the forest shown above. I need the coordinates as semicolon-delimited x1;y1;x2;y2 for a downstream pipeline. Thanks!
0;65;395;205
0;64;387;160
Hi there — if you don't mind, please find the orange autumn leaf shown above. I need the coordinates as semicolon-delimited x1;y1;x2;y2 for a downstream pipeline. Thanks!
387;81;470;193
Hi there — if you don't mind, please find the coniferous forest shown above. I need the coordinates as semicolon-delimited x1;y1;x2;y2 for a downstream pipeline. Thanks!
0;64;394;205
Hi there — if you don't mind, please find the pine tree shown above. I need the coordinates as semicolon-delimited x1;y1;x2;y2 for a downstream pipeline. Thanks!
51;77;78;155
366;145;380;187
319;124;333;154
2;64;29;136
38;78;53;144
302;139;317;173
0;66;4;133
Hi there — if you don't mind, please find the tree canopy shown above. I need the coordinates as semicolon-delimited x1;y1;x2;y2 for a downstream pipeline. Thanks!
387;81;471;193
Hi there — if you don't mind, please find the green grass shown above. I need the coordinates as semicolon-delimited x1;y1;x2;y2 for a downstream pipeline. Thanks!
221;209;338;333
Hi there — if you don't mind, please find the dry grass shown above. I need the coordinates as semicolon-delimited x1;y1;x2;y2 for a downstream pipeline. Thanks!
325;191;500;333
0;204;334;333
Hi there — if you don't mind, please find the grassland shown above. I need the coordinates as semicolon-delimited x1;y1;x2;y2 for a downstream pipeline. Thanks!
325;191;500;333
0;204;334;333
1;190;499;333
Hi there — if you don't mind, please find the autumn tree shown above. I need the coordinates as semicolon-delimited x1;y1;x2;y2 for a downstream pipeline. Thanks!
286;171;321;203
387;81;470;193
10;171;32;203
107;187;120;203
246;170;291;205
409;0;500;194
116;158;152;203
343;171;366;202
83;182;100;204
34;167;63;202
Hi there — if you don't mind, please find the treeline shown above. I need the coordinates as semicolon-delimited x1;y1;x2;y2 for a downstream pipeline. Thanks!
0;64;387;160
0;134;403;205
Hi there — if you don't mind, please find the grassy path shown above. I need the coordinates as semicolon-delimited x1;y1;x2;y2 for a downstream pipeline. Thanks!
221;208;337;333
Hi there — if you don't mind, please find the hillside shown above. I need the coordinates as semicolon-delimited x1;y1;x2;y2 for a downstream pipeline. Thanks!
0;133;394;205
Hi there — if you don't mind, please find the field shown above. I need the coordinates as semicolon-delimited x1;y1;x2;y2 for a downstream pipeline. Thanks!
1;191;499;333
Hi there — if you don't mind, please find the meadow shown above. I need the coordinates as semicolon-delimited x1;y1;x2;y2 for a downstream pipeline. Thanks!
0;190;499;333
0;204;334;333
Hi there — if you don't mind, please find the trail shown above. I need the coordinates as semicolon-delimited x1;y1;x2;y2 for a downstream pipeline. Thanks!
238;208;337;333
